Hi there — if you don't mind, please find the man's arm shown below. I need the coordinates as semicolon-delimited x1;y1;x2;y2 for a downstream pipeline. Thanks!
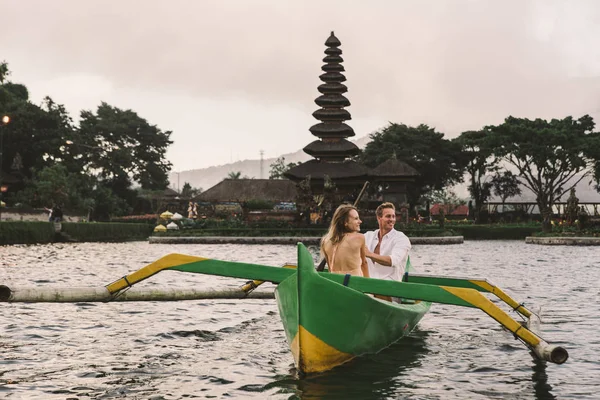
388;234;411;268
365;233;411;268
365;250;392;267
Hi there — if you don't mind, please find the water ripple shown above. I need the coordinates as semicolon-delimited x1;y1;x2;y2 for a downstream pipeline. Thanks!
1;241;599;399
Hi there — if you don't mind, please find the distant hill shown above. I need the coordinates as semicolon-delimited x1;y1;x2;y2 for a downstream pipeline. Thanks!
169;135;371;192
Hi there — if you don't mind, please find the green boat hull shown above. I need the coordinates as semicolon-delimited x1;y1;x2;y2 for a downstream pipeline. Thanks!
275;244;430;374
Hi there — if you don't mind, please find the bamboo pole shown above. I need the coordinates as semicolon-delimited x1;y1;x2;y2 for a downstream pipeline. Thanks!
0;285;274;303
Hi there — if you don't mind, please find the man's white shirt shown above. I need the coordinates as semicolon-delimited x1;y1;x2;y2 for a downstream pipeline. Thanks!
364;228;411;281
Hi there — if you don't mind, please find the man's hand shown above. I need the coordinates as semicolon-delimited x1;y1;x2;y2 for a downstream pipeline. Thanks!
366;250;392;267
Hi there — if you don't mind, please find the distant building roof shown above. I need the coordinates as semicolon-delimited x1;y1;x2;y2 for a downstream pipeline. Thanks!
284;159;370;181
163;188;179;197
0;171;20;184
195;179;297;203
370;159;419;178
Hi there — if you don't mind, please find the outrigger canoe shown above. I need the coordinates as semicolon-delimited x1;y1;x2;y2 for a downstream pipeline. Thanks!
1;243;568;374
275;243;430;373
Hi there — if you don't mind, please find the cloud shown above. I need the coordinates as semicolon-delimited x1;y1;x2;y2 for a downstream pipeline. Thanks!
2;0;600;170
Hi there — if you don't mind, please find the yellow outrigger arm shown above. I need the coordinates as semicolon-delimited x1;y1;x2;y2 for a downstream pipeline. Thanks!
104;254;568;365
402;274;535;319
105;254;297;295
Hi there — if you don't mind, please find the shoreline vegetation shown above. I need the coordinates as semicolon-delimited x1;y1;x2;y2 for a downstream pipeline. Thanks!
2;220;600;246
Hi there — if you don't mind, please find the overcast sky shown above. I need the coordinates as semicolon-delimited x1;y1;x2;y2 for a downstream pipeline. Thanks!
2;0;600;172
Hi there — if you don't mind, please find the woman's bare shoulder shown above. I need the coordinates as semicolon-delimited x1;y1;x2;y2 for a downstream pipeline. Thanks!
347;232;366;244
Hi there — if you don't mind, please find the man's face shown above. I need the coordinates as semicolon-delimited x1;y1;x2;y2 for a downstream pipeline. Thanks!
377;207;396;232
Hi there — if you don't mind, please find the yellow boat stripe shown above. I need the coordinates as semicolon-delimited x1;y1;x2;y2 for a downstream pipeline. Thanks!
470;280;533;318
106;254;206;294
291;325;354;374
442;286;541;347
241;264;297;293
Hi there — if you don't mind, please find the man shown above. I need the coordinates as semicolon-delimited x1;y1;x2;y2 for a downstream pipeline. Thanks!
364;202;411;301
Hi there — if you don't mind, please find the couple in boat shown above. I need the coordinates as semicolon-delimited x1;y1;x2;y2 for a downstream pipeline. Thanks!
320;202;411;301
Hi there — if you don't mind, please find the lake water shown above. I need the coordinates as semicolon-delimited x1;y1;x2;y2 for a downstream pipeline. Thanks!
1;241;599;399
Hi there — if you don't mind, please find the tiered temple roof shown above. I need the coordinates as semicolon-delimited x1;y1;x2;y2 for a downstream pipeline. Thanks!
285;32;369;184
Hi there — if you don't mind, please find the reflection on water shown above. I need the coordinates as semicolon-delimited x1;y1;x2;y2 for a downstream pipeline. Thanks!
286;333;430;400
531;359;556;400
1;241;600;399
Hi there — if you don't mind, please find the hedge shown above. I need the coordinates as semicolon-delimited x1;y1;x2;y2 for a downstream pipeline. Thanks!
0;221;56;245
61;222;153;242
450;225;539;240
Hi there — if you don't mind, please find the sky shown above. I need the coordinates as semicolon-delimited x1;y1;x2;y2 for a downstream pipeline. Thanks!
2;0;600;172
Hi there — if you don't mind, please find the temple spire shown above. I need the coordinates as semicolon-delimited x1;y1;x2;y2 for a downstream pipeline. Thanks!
303;31;360;162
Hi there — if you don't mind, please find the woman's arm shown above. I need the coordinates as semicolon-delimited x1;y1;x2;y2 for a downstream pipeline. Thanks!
359;237;370;278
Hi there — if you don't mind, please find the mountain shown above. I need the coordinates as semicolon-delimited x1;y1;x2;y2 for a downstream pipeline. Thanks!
169;135;371;192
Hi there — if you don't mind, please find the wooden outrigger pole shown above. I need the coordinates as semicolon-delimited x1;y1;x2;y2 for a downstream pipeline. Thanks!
0;285;274;302
0;244;568;371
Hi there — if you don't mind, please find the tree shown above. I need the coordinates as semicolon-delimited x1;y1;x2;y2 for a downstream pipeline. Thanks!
76;102;172;191
269;156;297;179
1;66;75;184
454;130;498;223
227;171;242;179
490;170;521;212
180;182;202;198
0;61;10;84
361;123;465;208
487;115;598;232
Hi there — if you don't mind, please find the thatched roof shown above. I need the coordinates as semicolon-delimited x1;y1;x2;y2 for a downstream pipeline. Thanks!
284;159;370;181
194;179;297;202
163;188;179;197
370;159;419;178
0;171;20;184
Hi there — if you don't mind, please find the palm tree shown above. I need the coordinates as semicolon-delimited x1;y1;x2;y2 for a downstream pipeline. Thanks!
227;171;242;180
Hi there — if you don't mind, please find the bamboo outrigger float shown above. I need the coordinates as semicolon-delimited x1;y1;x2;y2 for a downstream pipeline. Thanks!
1;242;568;373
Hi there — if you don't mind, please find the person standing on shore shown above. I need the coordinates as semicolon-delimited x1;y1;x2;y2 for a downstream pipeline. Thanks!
364;202;411;301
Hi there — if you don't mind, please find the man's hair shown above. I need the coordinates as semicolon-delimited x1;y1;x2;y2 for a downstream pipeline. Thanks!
376;202;396;218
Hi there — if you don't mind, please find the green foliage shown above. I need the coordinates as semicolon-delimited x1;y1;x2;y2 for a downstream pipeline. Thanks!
61;222;152;242
487;115;598;232
76;102;173;190
13;164;81;209
0;93;74;183
0;221;55;245
1;63;175;222
451;224;539;240
491;171;522;205
180;182;202;198
227;171;242;179
0;61;10;84
361;123;465;206
269;156;298;179
453;130;498;223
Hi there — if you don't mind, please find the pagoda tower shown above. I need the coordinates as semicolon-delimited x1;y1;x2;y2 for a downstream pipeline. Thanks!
285;32;369;198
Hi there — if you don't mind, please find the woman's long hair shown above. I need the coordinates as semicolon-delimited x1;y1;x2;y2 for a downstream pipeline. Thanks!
320;204;358;252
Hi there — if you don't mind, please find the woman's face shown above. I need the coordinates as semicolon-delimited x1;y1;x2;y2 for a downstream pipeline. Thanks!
345;209;362;232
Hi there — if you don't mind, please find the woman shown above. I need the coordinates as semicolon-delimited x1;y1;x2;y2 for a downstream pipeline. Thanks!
320;204;370;277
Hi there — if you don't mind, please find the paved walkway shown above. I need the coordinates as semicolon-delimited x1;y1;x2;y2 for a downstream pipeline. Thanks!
149;236;464;245
525;236;600;245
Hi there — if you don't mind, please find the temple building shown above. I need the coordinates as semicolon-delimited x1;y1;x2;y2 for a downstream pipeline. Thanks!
284;31;418;208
